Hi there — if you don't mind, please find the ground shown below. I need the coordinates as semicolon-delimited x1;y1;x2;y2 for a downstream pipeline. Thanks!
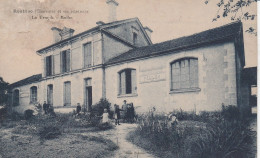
0;115;256;158
91;124;155;158
0;118;154;158
0;128;117;158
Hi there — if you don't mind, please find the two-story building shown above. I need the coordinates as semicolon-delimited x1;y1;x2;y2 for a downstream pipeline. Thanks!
8;0;251;114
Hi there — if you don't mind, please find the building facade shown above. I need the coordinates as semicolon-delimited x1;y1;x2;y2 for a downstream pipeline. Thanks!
8;0;251;114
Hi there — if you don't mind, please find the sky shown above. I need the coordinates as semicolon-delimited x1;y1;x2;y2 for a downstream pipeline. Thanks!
0;0;257;83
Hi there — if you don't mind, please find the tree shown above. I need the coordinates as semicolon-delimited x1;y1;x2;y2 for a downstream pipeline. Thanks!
0;77;9;106
205;0;257;35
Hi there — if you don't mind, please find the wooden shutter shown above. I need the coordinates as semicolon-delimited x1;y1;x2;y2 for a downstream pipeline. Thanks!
84;43;92;68
66;50;70;72
171;62;180;89
46;56;50;76
64;82;71;106
54;54;60;74
131;69;137;93
180;59;189;88
189;59;198;88
44;57;47;77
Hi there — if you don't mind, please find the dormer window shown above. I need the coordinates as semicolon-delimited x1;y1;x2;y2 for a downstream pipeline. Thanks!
131;26;139;45
133;32;137;45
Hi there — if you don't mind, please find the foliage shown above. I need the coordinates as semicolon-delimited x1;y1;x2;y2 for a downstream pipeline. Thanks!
0;77;9;105
221;104;240;121
38;125;62;140
24;109;34;120
0;106;8;122
91;98;112;116
188;120;254;158
129;106;255;158
205;0;257;35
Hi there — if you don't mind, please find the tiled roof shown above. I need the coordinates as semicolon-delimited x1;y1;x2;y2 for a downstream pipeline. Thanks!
37;18;139;53
9;74;42;89
105;21;243;65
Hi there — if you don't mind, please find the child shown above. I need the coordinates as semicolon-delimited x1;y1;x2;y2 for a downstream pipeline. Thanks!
102;109;109;125
114;104;121;125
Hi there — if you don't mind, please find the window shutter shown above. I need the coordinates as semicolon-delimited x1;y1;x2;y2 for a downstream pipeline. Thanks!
171;62;181;90
180;59;189;88
44;57;47;77
46;56;50;76
120;71;126;95
131;69;137;93
66;50;70;71
190;59;198;88
84;43;92;68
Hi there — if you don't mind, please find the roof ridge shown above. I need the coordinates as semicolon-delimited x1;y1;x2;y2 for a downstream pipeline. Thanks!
105;21;243;65
37;17;138;53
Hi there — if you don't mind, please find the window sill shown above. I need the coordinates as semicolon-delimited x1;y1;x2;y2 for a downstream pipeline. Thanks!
117;93;138;98
169;88;201;94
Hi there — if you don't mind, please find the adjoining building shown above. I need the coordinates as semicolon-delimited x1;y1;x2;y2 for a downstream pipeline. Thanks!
8;0;254;114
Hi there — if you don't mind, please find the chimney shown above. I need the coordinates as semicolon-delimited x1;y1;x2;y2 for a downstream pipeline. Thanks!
51;27;62;43
106;0;119;23
59;27;75;40
144;26;153;40
96;21;105;26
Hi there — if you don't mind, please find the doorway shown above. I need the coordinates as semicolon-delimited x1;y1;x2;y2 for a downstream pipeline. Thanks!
85;78;92;111
47;84;53;106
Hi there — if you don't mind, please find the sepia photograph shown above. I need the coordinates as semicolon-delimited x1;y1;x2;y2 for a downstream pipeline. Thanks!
0;0;257;157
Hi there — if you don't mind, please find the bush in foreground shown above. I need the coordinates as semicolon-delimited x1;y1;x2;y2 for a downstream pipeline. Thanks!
38;125;62;140
128;106;255;158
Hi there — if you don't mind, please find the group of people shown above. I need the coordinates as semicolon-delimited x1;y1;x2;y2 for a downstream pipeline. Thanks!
104;100;135;126
42;101;55;116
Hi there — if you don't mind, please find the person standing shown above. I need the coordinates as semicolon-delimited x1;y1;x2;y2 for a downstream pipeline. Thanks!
102;108;109;125
43;101;48;114
122;100;127;122
76;103;81;115
129;103;135;123
114;104;121;125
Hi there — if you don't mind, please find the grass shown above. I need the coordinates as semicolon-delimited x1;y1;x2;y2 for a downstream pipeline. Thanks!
0;113;118;158
127;106;256;158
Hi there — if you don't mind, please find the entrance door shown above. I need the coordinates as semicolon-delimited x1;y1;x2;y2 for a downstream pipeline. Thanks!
85;78;92;111
47;84;53;106
64;82;71;106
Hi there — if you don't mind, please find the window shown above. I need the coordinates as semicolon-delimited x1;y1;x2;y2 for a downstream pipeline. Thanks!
61;50;70;73
133;32;137;45
64;81;71;106
171;58;198;91
47;84;53;105
45;55;53;76
13;89;19;106
30;86;37;103
83;43;92;68
119;69;137;95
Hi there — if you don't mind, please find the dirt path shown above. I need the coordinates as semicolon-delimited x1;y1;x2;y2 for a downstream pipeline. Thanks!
84;123;155;158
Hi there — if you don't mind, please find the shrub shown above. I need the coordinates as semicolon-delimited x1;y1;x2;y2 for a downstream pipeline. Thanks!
24;109;34;120
221;105;240;121
0;106;7;121
91;98;112;116
38;125;62;140
187;121;254;158
130;109;255;158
